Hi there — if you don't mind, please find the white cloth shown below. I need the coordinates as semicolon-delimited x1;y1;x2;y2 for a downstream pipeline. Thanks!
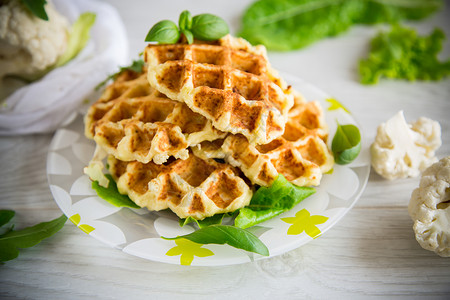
0;0;129;135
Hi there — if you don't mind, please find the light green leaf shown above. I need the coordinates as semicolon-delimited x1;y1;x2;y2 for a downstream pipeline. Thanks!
145;20;180;44
56;12;96;67
235;175;315;229
95;59;145;90
178;10;193;31
92;174;140;208
239;0;443;51
331;123;361;165
191;13;229;41
359;25;450;84
0;214;67;262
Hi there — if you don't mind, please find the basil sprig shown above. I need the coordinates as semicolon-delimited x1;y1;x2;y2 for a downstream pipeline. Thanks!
95;59;145;90
331;123;361;165
145;10;229;44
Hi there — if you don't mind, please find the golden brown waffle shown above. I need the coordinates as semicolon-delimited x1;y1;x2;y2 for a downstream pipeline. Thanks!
84;70;226;164
192;97;334;187
144;35;294;145
108;153;252;220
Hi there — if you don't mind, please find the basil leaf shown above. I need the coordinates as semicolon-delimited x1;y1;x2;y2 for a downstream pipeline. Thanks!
239;0;443;51
182;29;194;44
191;13;229;41
163;225;269;256
145;20;180;44
95;59;145;90
0;214;67;262
92;174;140;208
178;10;192;31
56;12;96;67
235;175;315;228
0;210;15;228
332;123;361;165
20;0;48;21
360;26;450;84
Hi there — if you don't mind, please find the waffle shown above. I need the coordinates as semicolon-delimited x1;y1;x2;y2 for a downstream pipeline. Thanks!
144;35;294;145
84;70;226;164
192;96;334;187
108;153;252;220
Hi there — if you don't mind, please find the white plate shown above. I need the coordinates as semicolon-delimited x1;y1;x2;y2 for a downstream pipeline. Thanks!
47;74;370;266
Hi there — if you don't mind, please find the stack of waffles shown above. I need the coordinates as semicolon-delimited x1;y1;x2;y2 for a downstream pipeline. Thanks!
84;35;334;220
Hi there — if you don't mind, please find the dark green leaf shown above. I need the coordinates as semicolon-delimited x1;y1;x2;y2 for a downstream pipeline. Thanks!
332;123;361;165
145;20;180;44
239;0;443;51
235;175;315;228
95;59;145;90
359;26;450;84
21;0;48;21
0;210;15;227
0;214;67;262
179;10;192;31
191;13;229;41
92;174;140;208
163;225;269;256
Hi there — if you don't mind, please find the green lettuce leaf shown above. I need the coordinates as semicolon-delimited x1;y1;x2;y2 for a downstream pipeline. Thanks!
359;25;450;84
56;12;96;67
163;224;269;256
239;0;443;51
180;213;233;229
235;175;315;228
0;214;67;262
92;174;140;209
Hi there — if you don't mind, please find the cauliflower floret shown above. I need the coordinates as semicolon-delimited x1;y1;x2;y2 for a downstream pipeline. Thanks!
0;0;69;80
408;156;450;257
371;111;441;180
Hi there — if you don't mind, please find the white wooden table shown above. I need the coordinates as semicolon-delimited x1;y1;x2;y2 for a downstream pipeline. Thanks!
1;0;449;298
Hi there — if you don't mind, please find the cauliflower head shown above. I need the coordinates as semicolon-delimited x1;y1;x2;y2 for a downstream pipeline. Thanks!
371;111;441;180
0;0;69;79
408;156;450;257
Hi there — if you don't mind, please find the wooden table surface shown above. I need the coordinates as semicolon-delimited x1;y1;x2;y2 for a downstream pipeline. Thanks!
1;0;449;299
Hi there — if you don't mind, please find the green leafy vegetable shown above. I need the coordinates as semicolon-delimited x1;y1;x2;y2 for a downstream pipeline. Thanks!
145;11;229;45
191;13;229;41
235;175;316;228
0;214;67;262
95;59;145;90
239;0;443;51
0;210;15;227
20;0;48;21
91;174;140;208
145;20;181;44
56;12;96;67
180;213;229;229
359;26;450;84
163;225;269;256
332;123;361;165
178;10;193;31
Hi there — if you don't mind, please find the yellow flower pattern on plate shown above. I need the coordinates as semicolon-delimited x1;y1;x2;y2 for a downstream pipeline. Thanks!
166;238;214;266
281;209;328;238
326;98;350;114
69;213;95;234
